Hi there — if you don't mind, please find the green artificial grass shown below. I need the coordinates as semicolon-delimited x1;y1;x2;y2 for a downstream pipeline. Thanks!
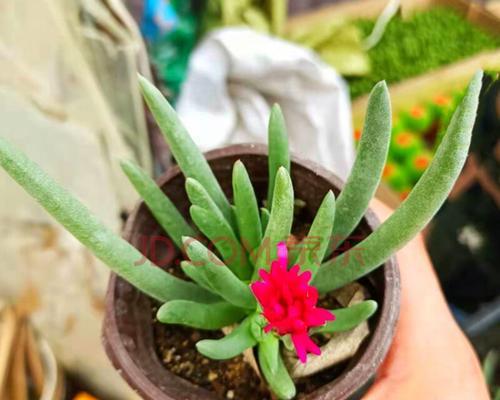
349;7;500;98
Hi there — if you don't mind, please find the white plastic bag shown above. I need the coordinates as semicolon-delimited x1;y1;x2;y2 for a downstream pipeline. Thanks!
177;27;355;180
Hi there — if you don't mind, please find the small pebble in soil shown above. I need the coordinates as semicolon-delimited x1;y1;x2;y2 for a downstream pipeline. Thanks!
208;371;218;382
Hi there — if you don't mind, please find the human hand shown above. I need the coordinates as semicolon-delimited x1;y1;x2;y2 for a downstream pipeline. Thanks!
363;199;489;400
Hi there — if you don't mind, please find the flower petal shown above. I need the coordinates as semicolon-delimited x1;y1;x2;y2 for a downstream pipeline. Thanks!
306;308;335;326
298;270;312;284
292;333;322;363
305;286;318;306
251;243;335;361
277;241;288;268
289;265;300;276
259;269;271;281
250;282;271;305
291;333;308;363
304;336;321;356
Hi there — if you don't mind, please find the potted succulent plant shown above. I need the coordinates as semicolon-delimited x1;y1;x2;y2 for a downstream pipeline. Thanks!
0;71;482;399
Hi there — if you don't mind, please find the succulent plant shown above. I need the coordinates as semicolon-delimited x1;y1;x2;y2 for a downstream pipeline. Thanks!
0;71;482;399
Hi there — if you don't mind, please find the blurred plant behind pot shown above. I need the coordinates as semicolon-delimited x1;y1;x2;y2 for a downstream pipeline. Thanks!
0;71;483;398
201;0;370;77
355;86;466;199
349;7;500;98
140;0;202;100
137;0;370;102
483;350;500;399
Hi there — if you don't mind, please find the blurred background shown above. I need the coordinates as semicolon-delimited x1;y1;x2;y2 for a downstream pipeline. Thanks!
0;0;498;399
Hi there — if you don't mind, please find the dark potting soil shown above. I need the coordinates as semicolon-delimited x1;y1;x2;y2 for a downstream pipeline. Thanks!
152;289;348;400
151;205;371;399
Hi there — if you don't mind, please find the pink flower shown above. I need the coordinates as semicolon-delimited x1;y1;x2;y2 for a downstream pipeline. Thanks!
250;242;335;363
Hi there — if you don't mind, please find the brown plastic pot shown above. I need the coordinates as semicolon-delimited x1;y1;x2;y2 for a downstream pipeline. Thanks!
103;144;400;400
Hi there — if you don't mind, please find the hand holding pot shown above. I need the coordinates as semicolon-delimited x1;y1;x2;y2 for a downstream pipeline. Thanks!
364;199;489;400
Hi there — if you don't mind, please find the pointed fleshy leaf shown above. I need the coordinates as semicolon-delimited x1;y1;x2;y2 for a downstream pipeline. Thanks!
157;300;245;330
190;205;252;280
325;81;391;258
294;191;335;277
196;315;258;360
121;160;195;249
0;137;216;304
138;75;233;224
183;237;256;309
313;300;378;334
181;261;216;294
259;333;279;374
258;337;296;400
185;177;235;231
253;167;294;279
313;71;483;293
233;160;262;253
267;104;290;208
281;335;294;351
260;207;270;234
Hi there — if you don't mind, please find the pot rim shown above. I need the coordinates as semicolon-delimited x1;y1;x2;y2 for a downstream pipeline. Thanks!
103;143;400;400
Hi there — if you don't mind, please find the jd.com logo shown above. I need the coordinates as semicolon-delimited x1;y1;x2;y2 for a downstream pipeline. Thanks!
134;235;366;268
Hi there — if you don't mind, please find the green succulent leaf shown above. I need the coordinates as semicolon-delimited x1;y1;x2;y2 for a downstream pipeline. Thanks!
260;207;270;234
196;314;258;360
281;335;294;351
181;261;217;294
326;81;391;257
157;300;245;329
258;336;296;400
253;167;294;279
120;160;195;249
250;314;267;342
242;7;271;33
313;71;483;293
294;190;335;277
138;75;233;224
483;350;499;388
190;205;251;280
270;0;287;35
267;104;290;208
183;237;256;309
185;177;235;230
313;300;378;334
259;333;279;375
232;160;262;253
0;137;216;304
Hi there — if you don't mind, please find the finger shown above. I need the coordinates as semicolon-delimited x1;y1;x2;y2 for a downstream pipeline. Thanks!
363;199;489;399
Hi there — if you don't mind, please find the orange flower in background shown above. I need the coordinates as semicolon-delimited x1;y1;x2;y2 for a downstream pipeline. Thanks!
73;393;98;400
413;154;431;171
433;94;452;106
383;163;395;178
410;106;425;118
395;132;414;147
